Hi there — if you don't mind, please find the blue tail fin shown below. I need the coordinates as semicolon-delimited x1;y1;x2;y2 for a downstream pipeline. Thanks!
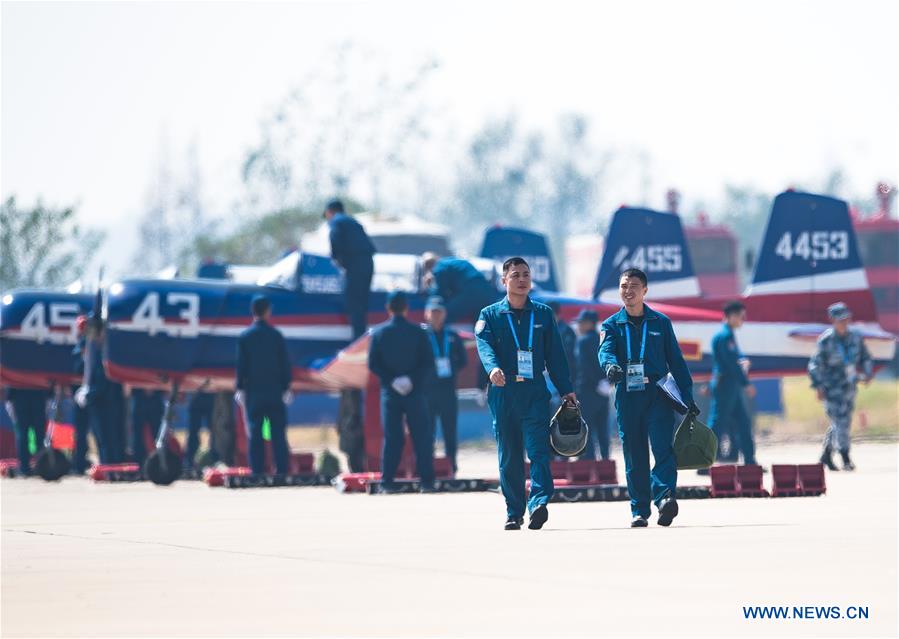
479;226;558;292
746;190;877;321
592;207;700;301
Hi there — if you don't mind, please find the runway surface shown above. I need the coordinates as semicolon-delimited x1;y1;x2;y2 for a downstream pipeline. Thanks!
2;442;897;637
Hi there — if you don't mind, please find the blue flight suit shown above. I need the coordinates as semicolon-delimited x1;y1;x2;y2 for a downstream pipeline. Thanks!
575;331;610;460
422;325;467;473
185;392;216;468
328;212;376;340
476;297;573;519
368;316;435;487
236;319;293;475
130;389;164;465
708;323;756;465
71;337;90;473
85;339;126;463
599;305;694;519
431;258;498;325
6;387;48;475
558;320;577;379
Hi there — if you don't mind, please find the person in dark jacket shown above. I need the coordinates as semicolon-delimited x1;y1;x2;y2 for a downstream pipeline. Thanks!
574;309;611;460
4;387;48;475
235;295;293;475
421;254;498;326
324;199;376;340
368;291;435;492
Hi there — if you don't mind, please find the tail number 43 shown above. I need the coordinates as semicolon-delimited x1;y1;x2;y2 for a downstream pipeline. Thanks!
132;292;200;337
775;231;848;261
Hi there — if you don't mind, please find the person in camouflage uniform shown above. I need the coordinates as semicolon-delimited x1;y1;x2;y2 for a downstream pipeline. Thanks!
808;302;872;471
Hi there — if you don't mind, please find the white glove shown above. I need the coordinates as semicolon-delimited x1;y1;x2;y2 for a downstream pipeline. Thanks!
74;386;89;409
4;401;15;423
596;379;612;397
234;390;245;406
391;376;413;396
282;390;294;404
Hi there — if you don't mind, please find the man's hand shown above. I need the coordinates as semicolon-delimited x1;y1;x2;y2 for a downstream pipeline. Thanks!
861;375;872;387
4;401;14;423
816;388;825;401
688;401;701;417
391;376;413;396
606;364;624;385
234;390;245;406
745;384;757;399
282;390;294;404
74;386;89;409
489;368;506;387
562;392;577;405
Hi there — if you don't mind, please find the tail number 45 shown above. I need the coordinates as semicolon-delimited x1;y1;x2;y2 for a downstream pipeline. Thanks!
775;231;848;261
132;292;200;337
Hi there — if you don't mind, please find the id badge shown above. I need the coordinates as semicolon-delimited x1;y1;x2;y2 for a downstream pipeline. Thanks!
435;357;452;379
626;363;647;392
517;350;534;379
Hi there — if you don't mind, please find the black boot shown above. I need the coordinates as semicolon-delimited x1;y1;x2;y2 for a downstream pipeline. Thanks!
819;445;839;471
840;449;855;471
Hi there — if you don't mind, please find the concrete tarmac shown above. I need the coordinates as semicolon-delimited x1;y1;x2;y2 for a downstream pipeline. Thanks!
2;442;897;638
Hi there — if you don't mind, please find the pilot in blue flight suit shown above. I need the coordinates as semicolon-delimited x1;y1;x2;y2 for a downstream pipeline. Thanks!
422;296;467;475
4;387;48;476
129;388;164;466
235;295;293;476
368;291;436;492
422;253;498;325
324;199;376;340
548;301;577;376
476;257;575;531
708;301;757;466
599;268;697;528
574;309;611;460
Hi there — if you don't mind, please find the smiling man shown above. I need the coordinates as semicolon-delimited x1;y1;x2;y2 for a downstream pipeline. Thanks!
599;268;697;528
475;257;576;531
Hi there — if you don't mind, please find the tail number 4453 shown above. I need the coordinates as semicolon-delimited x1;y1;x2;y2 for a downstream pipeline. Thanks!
775;231;848;261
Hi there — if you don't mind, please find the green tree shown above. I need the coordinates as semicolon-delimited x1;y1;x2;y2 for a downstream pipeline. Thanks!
0;197;105;291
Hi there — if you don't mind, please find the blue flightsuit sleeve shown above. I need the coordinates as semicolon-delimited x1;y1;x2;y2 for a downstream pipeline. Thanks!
598;319;620;373
807;336;827;389
329;221;345;266
859;336;873;378
575;335;594;388
277;331;292;392
367;332;390;387
236;335;248;390
544;311;573;397
475;309;500;375
664;317;694;404
713;332;749;386
451;331;467;373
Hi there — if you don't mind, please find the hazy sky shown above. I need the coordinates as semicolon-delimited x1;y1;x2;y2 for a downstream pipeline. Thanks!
2;0;897;276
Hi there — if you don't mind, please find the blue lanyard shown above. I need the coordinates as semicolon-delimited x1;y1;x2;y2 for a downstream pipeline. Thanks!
506;311;535;351
625;320;648;363
836;337;852;365
428;329;450;358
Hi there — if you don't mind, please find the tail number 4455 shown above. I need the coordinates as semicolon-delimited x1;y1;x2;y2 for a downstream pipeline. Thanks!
775;231;848;261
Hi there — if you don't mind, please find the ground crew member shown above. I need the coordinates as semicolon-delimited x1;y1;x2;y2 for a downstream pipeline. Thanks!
324;199;376;340
599;268;697;528
70;316;91;473
185;391;216;471
422;296;467;475
808;302;872;471
549;301;577;376
368;291;435;492
235;295;293;475
75;317;125;463
4;387;48;476
476;257;575;531
574;309;610;460
422;253;498;325
708;301;757;466
129;388;164;466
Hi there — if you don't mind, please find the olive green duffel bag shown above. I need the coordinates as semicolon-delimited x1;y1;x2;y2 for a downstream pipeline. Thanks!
673;413;718;470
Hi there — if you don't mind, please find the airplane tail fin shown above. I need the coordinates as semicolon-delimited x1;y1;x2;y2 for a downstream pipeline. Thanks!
745;190;879;322
479;226;558;292
592;207;700;301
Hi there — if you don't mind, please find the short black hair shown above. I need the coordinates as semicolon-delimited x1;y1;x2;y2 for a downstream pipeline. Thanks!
547;301;561;314
620;268;647;287
502;256;529;274
723;301;746;317
251;296;271;317
387;291;408;313
325;199;344;214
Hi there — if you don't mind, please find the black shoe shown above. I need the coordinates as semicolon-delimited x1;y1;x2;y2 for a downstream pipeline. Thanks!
504;516;523;531
630;515;648;528
528;505;549;530
419;484;438;493
696;467;710;476
819;445;839;471
380;483;401;494
839;450;855;471
657;496;679;527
